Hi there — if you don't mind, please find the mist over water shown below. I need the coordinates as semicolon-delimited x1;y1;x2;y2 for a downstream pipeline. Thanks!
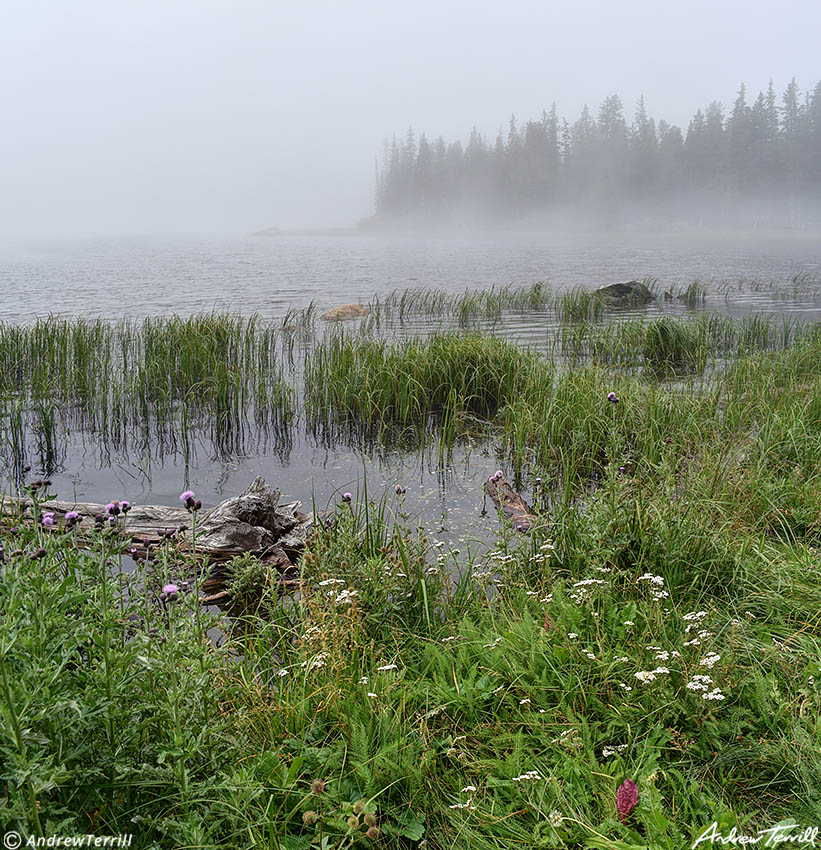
2;231;820;324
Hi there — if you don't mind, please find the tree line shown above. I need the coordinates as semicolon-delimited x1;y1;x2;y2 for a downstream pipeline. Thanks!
370;78;821;228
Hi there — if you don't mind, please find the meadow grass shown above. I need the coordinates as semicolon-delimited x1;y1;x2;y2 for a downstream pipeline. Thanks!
3;331;821;847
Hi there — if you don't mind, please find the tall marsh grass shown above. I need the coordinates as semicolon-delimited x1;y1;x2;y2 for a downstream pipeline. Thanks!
0;314;295;469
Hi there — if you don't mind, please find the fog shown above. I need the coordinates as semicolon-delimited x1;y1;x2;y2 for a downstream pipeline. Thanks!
1;0;819;240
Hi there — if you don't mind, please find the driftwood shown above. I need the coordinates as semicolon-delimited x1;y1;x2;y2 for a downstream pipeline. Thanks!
5;476;312;601
320;303;370;321
484;476;538;533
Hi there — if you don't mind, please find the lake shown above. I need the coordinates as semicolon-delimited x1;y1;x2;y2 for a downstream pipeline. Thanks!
2;230;820;549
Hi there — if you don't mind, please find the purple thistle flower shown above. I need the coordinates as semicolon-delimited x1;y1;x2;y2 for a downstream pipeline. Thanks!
616;779;638;824
41;512;55;528
395;485;405;494
342;492;352;503
121;500;131;513
495;470;504;479
65;510;79;522
162;583;179;594
180;490;195;503
607;391;619;403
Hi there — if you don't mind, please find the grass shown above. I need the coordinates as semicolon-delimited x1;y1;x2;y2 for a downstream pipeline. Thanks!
3;332;821;844
0;313;295;471
1;283;821;845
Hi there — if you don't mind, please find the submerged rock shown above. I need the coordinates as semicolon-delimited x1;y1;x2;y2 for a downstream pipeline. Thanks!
320;303;370;321
594;280;655;306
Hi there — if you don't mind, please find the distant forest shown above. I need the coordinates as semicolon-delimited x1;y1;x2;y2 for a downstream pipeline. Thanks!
370;78;821;228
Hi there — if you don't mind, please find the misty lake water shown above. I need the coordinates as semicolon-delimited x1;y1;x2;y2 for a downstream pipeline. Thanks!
2;230;820;551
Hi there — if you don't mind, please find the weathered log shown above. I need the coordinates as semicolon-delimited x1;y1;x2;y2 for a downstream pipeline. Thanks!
320;303;369;321
484;477;538;533
3;477;313;598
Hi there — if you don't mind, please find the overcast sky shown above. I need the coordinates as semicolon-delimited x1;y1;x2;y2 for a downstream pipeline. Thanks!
1;0;818;239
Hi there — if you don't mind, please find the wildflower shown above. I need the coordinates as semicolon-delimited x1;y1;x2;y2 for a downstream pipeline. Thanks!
341;492;352;503
318;578;345;586
41;512;55;528
602;744;629;758
347;816;360;830
307;653;329;671
121;500;131;513
364;813;377;827
395;485;405;494
180;490;199;511
495;469;503;479
105;502;120;516
65;510;80;527
334;589;358;604
367;692;377;698
702;688;726;701
277;668;289;677
582;650;596;660
302;810;319;826
623;620;634;626
549;810;562;827
567;632;578;640
376;663;398;671
615;656;630;663
699;652;721;669
461;785;477;793
519;698;531;705
449;799;476;810
683;611;708;622
512;770;542;781
483;637;502;648
616;779;638;824
634;670;657;683
607;391;619;403
366;826;381;840
310;778;326;794
618;682;633;691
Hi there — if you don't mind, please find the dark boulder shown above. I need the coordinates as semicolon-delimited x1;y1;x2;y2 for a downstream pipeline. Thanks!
594;280;655;306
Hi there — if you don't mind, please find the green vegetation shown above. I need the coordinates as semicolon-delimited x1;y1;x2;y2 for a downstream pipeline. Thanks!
2;314;821;846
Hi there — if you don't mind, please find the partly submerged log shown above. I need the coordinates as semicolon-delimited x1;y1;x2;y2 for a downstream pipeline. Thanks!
320;303;370;321
484;476;538;533
5;476;312;596
594;280;655;306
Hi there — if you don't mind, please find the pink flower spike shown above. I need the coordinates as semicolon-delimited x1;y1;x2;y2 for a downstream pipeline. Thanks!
616;779;638;824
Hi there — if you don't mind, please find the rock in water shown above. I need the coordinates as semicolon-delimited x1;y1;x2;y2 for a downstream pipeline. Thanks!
594;280;655;306
320;303;370;321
